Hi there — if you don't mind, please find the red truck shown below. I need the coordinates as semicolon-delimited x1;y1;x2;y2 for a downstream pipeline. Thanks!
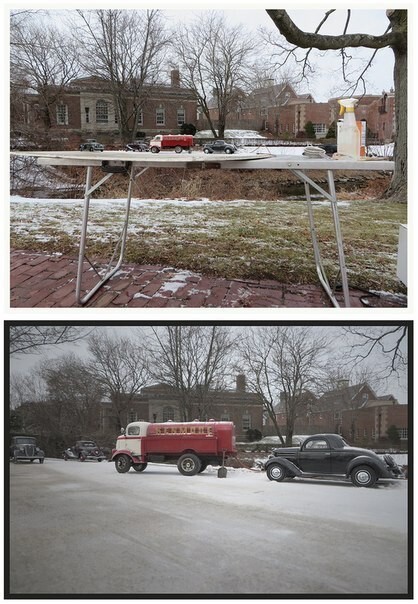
149;134;194;153
111;420;236;475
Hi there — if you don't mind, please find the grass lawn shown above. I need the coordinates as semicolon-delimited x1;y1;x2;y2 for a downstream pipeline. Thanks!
10;195;407;293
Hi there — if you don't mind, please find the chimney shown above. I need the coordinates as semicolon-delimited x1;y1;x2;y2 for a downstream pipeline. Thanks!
171;69;180;87
236;374;246;392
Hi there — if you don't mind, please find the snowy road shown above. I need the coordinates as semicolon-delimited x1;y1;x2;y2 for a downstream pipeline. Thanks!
8;459;409;596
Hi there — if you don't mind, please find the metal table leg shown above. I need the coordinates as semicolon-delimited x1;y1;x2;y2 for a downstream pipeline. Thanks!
75;164;147;305
292;169;351;308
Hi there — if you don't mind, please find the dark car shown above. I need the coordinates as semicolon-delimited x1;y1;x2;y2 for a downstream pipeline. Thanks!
263;433;404;488
79;139;105;152
63;440;107;462
203;140;237;154
319;143;337;156
10;436;45;464
125;140;149;152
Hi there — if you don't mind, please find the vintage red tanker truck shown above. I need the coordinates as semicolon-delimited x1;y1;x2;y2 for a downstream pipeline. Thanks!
149;134;194;153
111;420;236;475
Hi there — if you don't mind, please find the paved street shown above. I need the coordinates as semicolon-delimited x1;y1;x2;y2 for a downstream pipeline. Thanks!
8;459;409;597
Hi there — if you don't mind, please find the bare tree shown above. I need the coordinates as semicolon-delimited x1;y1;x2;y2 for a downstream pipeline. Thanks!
149;326;236;421
10;13;81;135
343;325;408;379
9;325;92;356
239;326;329;445
88;331;150;430
73;9;170;142
265;9;407;201
172;12;255;138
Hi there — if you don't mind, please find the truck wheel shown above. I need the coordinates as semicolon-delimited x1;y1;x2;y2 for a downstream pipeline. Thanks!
115;454;132;473
198;462;208;473
150;146;160;153
177;453;201;476
350;466;377;488
132;463;148;472
266;463;286;482
174;146;182;153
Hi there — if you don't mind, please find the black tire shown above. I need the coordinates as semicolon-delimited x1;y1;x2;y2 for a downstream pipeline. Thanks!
174;146;182;153
177;453;201;476
79;453;86;462
266;463;287;482
350;465;377;488
132;463;148;472
150;146;159;153
39;459;44;464
115;454;132;474
203;148;210;154
198;462;208;473
225;148;233;154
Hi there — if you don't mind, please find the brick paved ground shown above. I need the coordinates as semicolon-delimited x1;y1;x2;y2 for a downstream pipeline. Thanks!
10;250;406;309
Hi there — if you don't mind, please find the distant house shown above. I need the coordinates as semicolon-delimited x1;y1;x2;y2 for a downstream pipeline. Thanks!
270;379;408;446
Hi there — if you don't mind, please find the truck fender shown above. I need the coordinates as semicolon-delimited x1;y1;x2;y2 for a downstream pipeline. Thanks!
264;456;302;477
346;455;387;478
110;449;141;465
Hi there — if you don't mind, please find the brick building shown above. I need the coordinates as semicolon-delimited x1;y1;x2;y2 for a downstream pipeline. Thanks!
207;80;396;143
100;374;263;440
15;70;198;146
270;379;408;447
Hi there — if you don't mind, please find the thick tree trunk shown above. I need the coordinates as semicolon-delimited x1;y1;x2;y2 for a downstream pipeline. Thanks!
383;44;407;202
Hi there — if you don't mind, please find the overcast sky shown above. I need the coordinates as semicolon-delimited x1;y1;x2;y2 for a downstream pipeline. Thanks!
9;324;409;404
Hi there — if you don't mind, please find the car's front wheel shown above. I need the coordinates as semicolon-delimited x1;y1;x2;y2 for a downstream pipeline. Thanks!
203;148;211;154
225;148;233;154
266;463;287;482
350;465;377;488
115;455;132;473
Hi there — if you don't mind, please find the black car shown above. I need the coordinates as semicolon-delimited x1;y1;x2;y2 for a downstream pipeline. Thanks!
264;433;404;487
319;143;337;156
63;440;107;462
125;140;149;152
10;436;45;464
202;140;237;154
79;139;105;152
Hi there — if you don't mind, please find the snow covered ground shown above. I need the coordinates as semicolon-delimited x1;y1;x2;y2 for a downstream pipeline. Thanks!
9;458;409;596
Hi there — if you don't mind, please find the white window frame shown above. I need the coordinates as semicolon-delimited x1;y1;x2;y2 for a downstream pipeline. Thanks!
156;107;165;126
177;108;185;126
96;100;109;124
56;104;68;125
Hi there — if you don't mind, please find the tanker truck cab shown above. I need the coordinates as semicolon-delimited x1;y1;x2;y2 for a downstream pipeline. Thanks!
111;420;236;476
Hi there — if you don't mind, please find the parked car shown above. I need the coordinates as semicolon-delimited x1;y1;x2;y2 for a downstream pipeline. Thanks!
79;139;105;152
319;143;337;156
63;440;107;462
202;140;238;154
10;436;45;464
125;140;149;152
263;433;404;488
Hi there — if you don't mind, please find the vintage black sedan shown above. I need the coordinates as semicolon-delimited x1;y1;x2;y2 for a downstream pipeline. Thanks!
264;433;404;487
63;440;107;462
202;140;238;154
10;436;45;463
125;140;149;152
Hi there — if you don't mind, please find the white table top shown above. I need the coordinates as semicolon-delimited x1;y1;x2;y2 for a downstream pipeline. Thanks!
11;150;394;171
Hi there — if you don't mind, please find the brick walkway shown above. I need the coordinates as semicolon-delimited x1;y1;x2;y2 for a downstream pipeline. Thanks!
10;250;406;308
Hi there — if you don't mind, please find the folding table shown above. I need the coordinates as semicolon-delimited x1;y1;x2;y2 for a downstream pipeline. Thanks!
11;150;394;307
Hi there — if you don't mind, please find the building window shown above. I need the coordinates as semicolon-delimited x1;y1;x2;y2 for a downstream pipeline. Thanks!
96;100;109;123
137;109;143;126
163;406;175;422
156;107;165;126
242;414;251;430
313;123;327;136
334;411;341;420
221;413;230;421
362;392;369;402
85;107;90;124
177;108;185;126
398;428;408;440
128;410;137;423
56;104;68;125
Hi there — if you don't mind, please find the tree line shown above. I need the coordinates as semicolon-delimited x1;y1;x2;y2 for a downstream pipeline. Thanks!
9;324;408;454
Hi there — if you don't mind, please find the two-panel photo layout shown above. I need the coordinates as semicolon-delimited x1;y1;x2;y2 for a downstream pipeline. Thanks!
6;6;412;601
